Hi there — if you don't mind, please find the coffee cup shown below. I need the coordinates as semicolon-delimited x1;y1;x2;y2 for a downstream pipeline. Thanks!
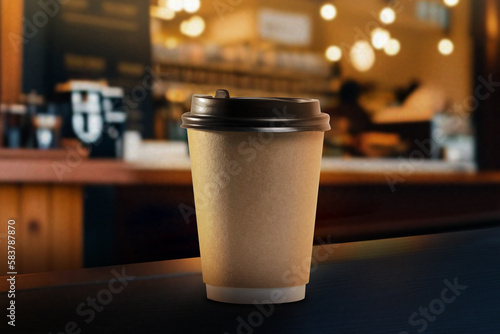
181;89;330;304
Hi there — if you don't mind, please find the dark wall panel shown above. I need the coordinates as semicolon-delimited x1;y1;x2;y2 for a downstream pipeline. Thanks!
23;0;153;136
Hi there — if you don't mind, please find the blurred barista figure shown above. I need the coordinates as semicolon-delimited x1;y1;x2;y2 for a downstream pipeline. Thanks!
324;80;373;156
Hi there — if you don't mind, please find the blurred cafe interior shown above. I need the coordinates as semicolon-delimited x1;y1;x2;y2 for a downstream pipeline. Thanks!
1;0;500;274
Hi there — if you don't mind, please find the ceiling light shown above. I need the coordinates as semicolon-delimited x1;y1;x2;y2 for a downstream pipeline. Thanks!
183;0;201;13
380;7;396;24
167;0;183;12
443;0;459;7
325;45;342;61
371;28;391;49
181;15;206;37
350;40;376;72
320;4;337;21
384;38;400;56
438;38;454;55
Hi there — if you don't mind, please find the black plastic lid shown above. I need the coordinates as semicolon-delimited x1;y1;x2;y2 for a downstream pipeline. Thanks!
181;89;330;133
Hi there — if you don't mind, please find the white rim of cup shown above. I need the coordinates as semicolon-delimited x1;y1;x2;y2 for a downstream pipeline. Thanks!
206;285;306;304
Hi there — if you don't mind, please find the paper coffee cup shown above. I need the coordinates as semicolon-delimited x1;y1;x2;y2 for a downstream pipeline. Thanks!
181;89;330;304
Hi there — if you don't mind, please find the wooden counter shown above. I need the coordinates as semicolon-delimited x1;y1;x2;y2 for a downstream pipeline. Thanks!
1;154;499;275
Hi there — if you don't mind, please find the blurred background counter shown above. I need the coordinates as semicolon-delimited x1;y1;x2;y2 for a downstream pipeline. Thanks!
0;142;479;185
1;144;499;275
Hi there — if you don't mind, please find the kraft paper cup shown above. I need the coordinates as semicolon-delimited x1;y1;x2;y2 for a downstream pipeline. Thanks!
181;90;330;304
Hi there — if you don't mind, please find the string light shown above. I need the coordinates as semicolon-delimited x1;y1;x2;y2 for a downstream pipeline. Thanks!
371;28;391;49
443;0;459;7
350;40;376;72
380;7;396;24
384;38;400;56
165;37;179;49
150;6;175;20
320;3;337;21
325;46;342;62
183;0;201;13
166;0;183;12
438;38;454;55
180;16;205;37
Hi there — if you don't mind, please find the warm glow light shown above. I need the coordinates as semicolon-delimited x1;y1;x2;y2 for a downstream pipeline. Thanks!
180;20;190;34
438;38;454;55
443;0;459;7
166;88;189;103
183;0;200;13
320;4;337;21
325;45;342;62
350;40;376;72
167;0;183;12
180;15;205;37
165;37;179;49
371;28;391;49
150;6;175;20
380;7;396;24
189;16;205;36
384;38;400;56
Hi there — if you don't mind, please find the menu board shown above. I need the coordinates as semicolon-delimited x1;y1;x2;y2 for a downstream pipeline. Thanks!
258;8;311;46
22;0;153;137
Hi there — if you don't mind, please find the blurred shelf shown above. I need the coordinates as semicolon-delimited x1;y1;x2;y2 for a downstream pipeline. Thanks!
155;61;330;80
153;62;332;97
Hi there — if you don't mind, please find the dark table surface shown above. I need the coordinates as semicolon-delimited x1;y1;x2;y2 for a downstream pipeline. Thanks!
1;226;500;334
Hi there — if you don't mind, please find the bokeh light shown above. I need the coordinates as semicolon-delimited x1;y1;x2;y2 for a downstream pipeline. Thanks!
166;0;183;12
320;4;337;21
325;45;342;62
371;28;391;50
443;0;459;7
183;0;200;13
180;16;206;37
384;38;400;56
350;40;376;72
380;7;396;24
438;38;454;55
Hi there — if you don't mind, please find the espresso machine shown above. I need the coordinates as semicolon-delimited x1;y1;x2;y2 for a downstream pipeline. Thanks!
99;86;127;158
56;81;104;145
55;81;127;158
